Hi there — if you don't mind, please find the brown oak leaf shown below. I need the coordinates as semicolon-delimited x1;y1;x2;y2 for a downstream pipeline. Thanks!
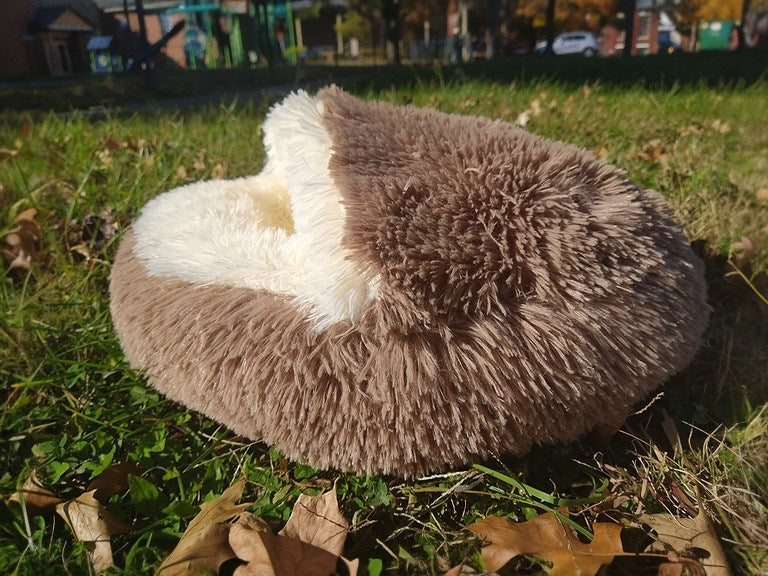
466;512;624;576
640;508;732;576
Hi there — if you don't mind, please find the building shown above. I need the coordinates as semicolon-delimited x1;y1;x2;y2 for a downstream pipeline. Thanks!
600;0;680;56
0;0;103;77
0;0;308;77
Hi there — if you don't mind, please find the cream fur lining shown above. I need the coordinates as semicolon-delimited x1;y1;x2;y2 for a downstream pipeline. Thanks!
132;91;379;330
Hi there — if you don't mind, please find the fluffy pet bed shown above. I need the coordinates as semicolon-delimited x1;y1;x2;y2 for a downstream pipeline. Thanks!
110;87;710;476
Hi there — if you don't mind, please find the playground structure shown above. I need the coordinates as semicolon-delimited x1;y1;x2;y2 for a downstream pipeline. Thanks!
160;0;300;69
95;0;303;73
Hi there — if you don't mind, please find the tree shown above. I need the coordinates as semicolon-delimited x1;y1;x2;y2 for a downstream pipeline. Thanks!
737;0;752;50
544;0;556;54
382;0;402;64
622;0;634;57
515;0;617;33
335;9;372;44
340;0;384;61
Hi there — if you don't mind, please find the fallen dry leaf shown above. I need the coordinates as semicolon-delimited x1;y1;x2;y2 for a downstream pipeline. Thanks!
211;162;227;179
231;485;350;576
158;481;352;576
158;478;251;576
658;561;684;575
67;212;117;260
637;139;666;164
7;470;63;510
2;208;43;271
466;512;623;576
230;513;297;576
711;119;731;134
56;490;131;574
640;508;732;576
756;188;768;204
279;486;349;570
515;109;531;127
731;236;757;269
341;557;359;576
87;462;141;502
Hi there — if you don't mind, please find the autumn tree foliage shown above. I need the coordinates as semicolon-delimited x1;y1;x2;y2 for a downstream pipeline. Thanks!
515;0;618;31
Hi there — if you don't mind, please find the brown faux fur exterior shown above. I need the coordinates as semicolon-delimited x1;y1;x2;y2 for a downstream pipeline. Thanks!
110;88;710;476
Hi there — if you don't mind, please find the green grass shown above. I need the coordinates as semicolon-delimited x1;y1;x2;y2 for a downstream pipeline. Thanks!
1;68;767;575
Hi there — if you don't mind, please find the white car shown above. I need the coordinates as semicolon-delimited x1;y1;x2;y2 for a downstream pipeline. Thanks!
536;32;598;56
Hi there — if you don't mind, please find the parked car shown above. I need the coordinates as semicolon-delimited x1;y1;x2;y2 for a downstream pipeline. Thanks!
536;32;599;56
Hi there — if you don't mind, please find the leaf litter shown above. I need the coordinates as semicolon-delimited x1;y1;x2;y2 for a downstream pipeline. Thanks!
56;490;132;574
464;511;623;576
1;207;43;272
7;470;63;510
640;508;733;576
158;479;354;576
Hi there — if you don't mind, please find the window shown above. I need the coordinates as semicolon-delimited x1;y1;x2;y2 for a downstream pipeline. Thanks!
638;12;650;39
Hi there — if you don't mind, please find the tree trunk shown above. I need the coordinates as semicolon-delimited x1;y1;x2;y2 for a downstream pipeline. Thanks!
383;0;401;64
737;0;752;52
623;0;635;57
544;0;556;55
487;0;502;58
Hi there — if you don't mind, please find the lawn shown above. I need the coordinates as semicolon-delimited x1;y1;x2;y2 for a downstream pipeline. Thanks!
1;60;767;575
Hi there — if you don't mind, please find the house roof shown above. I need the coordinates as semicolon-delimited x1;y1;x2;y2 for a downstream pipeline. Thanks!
87;34;113;50
30;6;95;32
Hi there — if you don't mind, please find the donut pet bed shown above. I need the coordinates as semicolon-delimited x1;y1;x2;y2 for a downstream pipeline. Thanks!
110;87;710;476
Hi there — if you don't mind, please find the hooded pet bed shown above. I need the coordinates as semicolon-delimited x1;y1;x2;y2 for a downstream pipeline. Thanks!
110;87;710;476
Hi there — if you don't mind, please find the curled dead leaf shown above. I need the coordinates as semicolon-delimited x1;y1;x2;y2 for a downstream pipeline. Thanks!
56;490;131;574
7;470;63;510
731;236;756;269
87;462;141;502
230;513;297;576
211;163;227;180
637;139;666;164
640;508;732;576
279;487;350;564
68;212;117;260
711;119;731;134
158;478;251;576
466;512;624;576
594;146;609;159
158;481;353;576
232;485;351;576
2;208;43;271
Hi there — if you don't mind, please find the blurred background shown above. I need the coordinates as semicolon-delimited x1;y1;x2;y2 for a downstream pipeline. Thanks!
0;0;766;78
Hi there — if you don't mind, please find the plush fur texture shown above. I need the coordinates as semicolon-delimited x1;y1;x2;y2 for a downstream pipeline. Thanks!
110;87;710;477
